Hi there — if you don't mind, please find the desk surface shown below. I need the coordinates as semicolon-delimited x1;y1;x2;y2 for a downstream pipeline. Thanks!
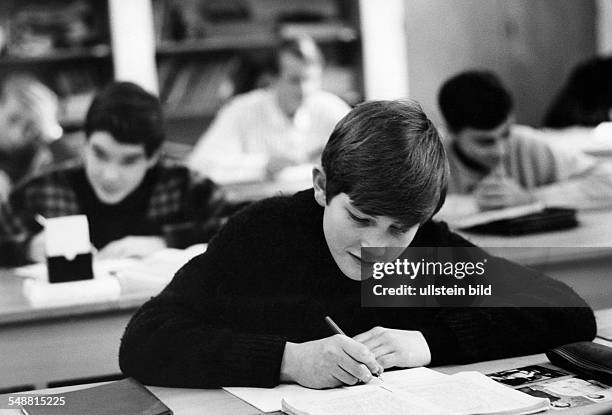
3;338;612;415
450;205;612;266
0;270;151;326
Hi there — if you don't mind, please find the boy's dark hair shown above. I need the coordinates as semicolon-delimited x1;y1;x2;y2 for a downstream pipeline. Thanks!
543;56;612;128
85;81;165;157
438;70;513;133
322;100;447;226
270;36;324;75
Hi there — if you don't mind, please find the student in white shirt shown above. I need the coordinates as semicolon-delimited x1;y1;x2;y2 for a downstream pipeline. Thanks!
187;36;350;183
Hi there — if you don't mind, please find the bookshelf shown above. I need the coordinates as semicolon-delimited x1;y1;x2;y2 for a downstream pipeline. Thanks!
0;0;113;132
151;0;363;145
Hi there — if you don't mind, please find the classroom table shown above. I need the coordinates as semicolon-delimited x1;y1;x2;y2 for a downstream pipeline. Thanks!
1;206;610;391
0;270;154;391
455;208;612;310
1;310;610;415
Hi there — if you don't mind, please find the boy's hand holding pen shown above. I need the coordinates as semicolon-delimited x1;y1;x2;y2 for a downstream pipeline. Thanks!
325;316;385;383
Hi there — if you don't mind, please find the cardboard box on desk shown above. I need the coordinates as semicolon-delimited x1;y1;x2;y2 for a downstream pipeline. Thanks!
22;215;121;307
44;215;93;283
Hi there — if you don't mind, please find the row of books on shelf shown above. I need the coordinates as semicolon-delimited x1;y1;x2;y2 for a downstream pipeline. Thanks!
158;57;240;118
151;0;342;44
158;57;359;120
0;0;108;58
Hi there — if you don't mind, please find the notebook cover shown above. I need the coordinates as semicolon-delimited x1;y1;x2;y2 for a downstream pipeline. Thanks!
463;207;578;236
21;378;172;415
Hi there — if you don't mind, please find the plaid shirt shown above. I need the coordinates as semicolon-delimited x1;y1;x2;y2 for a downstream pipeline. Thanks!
0;158;228;265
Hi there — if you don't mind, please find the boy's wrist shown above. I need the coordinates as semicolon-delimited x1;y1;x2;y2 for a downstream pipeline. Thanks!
280;341;299;383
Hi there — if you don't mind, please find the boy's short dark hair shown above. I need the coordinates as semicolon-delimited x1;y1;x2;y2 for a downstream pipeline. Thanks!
543;56;612;128
438;70;513;133
270;36;324;76
85;81;165;157
322;99;447;226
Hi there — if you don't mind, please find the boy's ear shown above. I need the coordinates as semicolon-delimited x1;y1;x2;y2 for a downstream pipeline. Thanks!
312;166;327;207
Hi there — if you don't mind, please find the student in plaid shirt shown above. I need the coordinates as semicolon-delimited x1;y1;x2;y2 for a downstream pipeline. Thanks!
0;81;229;266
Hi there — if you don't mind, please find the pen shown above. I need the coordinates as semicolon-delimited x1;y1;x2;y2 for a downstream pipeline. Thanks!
35;214;46;227
324;315;383;381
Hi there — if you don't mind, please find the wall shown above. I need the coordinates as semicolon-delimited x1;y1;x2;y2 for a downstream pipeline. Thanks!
403;0;597;128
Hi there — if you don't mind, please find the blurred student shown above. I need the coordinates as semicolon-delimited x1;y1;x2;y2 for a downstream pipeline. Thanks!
0;74;66;201
544;55;612;128
187;36;350;183
438;70;612;210
120;100;594;389
0;81;229;266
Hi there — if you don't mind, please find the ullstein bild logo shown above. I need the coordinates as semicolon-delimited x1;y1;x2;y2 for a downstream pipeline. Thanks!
359;247;586;308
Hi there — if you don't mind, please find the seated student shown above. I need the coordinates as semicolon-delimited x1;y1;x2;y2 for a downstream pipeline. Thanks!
438;70;612;210
0;81;229;266
0;74;68;201
187;36;350;183
119;100;594;389
543;55;612;129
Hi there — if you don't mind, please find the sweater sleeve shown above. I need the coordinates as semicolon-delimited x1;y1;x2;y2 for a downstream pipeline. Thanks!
119;200;326;388
415;221;597;366
512;126;612;209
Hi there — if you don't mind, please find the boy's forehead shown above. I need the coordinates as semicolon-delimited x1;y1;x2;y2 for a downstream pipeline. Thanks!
89;131;147;156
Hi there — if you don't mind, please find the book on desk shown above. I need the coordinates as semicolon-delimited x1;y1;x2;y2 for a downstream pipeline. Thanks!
20;378;172;415
226;367;550;414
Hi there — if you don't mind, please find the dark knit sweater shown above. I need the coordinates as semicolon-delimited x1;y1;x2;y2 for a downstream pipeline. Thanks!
119;189;596;388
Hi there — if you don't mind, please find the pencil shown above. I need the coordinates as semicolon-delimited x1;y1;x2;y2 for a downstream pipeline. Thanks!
35;214;46;227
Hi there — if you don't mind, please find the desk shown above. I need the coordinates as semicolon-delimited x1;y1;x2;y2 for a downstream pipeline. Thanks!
0;271;152;390
1;313;611;415
451;209;612;311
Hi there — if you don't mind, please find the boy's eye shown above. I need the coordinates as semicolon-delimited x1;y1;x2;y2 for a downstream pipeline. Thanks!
389;225;408;237
348;211;371;225
93;148;107;160
121;156;141;166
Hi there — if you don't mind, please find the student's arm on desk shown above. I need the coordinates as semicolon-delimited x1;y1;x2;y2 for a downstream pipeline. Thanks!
405;223;597;366
119;252;310;388
523;133;612;209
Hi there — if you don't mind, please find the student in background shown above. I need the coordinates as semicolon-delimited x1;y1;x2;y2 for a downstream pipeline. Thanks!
120;100;594;389
438;70;612;210
543;55;612;128
0;74;66;201
187;36;350;183
0;81;229;266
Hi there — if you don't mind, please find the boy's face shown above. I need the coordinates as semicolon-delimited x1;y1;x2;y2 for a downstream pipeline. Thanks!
316;192;419;281
454;116;513;172
276;52;322;117
84;131;156;204
0;95;36;152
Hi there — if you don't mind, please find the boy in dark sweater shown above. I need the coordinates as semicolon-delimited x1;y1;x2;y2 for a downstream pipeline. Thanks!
0;82;228;265
119;100;595;389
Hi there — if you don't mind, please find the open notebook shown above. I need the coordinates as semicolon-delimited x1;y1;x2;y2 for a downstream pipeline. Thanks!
225;368;549;415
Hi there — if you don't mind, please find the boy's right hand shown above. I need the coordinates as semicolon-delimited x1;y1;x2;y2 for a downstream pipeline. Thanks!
280;335;382;389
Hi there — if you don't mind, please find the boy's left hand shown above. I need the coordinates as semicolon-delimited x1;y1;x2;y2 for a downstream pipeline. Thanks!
353;327;431;369
98;236;166;259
